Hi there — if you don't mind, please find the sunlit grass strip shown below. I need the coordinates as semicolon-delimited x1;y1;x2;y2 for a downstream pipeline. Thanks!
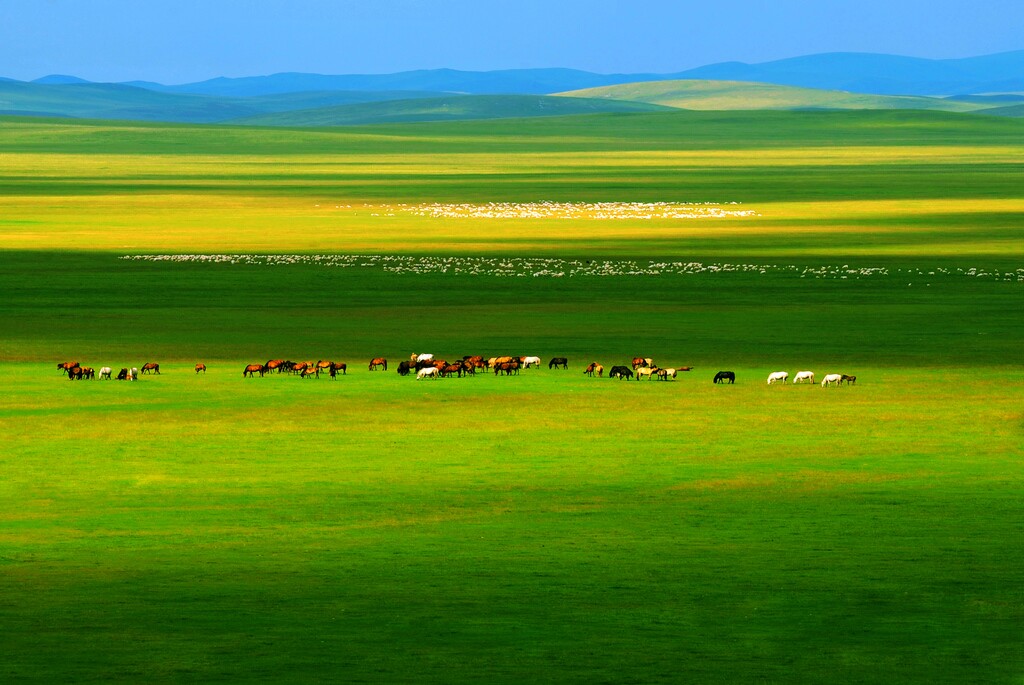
401;201;757;219
118;254;1024;282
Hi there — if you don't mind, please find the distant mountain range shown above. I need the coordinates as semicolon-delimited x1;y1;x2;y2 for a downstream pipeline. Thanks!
1;50;1022;126
106;50;1024;98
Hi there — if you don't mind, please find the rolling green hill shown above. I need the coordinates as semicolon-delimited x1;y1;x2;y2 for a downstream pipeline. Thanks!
0;81;452;123
557;79;991;112
977;103;1024;117
224;94;674;126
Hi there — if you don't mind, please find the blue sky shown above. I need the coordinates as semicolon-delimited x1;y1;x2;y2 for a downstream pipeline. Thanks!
1;0;1021;83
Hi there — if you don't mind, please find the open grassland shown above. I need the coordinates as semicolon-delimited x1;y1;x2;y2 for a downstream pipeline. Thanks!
1;110;1023;683
3;365;1023;683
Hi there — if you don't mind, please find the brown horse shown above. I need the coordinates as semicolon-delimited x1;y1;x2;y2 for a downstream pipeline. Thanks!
300;367;318;379
195;363;207;374
584;362;598;377
440;363;463;378
58;361;79;375
265;359;284;373
841;374;857;385
141;362;160;375
369;357;388;371
331;362;347;375
243;364;264;378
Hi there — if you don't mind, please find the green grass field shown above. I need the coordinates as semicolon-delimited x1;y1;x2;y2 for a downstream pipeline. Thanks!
1;110;1022;683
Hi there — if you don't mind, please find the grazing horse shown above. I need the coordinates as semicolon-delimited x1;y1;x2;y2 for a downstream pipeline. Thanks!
99;366;112;380
841;374;857;385
67;366;83;380
767;371;789;385
265;360;284;373
522;356;542;369
548;357;568;370
130;368;139;381
415;353;434;363
81;367;95;380
140;362;160;375
397;361;414;376
117;368;129;380
635;366;659;381
441;363;463;378
821;373;842;387
584;362;598;377
417;367;439;380
243;364;264;378
793;371;815;384
713;371;735;384
369;357;388;371
195;363;207;374
300;367;318;379
657;368;677;380
328;362;347;378
609;365;633;380
291;361;308;375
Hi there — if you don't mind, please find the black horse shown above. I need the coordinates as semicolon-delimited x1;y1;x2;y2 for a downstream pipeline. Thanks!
609;365;633;380
397;361;414;376
548;357;568;370
713;371;735;384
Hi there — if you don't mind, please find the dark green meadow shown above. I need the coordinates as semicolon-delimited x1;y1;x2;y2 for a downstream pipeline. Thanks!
1;110;1023;683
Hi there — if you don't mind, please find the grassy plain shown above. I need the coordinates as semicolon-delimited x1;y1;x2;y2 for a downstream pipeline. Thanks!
1;110;1022;683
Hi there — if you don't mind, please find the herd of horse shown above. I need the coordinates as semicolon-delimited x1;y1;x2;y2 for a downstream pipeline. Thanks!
767;370;857;386
58;361;160;381
58;356;857;387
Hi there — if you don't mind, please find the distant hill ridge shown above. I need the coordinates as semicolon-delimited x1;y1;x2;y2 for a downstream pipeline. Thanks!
225;94;674;127
2;49;1023;126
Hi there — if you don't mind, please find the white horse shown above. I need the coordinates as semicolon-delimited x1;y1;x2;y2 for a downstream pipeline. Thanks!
416;367;439;380
522;356;542;368
658;368;677;380
415;353;434;363
793;371;815;384
636;366;659;380
821;373;842;387
767;371;789;384
98;366;112;380
129;367;139;381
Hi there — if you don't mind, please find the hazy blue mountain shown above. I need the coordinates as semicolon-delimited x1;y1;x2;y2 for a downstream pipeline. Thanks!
224;94;674;127
114;50;1024;97
669;51;1024;95
32;74;92;85
138;68;640;97
3;49;1023;124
